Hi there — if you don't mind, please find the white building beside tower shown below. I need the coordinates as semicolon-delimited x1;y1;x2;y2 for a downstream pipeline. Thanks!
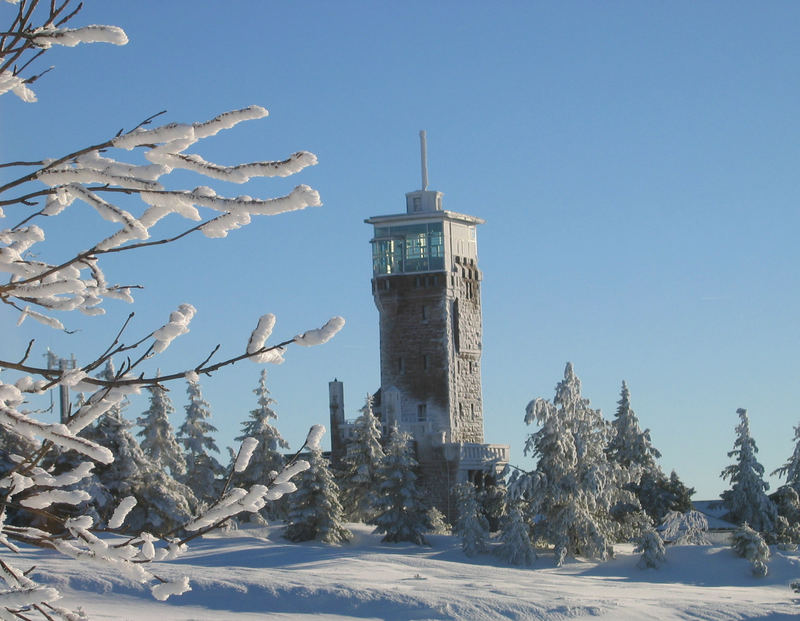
330;132;509;518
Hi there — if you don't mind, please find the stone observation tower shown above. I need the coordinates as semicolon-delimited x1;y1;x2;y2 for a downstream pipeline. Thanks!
330;132;509;518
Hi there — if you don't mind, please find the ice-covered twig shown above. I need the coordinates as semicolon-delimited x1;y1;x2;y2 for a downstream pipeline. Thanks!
293;316;346;347
1;105;320;328
305;424;326;451
234;438;259;473
29;24;128;49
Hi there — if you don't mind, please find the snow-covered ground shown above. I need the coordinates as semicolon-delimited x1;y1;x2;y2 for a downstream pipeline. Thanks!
16;524;800;620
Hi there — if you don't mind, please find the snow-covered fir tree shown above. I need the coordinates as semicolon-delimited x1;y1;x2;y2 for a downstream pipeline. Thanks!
427;507;451;535
769;417;800;533
84;362;196;534
629;470;695;524
137;382;186;478
370;426;431;545
633;519;666;570
494;505;536;566
284;447;351;544
731;522;770;577
454;482;490;557
658;510;710;545
477;471;507;532
235;369;289;521
0;422;38;526
603;382;694;527
772;421;800;493
771;485;800;531
34;391;107;527
768;515;800;549
178;379;225;505
517;363;616;565
606;381;661;472
339;394;385;522
720;408;776;533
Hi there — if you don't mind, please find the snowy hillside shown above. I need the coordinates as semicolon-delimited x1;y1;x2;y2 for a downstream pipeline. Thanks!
17;524;800;620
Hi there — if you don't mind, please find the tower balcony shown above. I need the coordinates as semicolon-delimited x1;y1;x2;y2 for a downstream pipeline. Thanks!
444;442;510;469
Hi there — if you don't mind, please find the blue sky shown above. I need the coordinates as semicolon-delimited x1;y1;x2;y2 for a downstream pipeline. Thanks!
1;2;799;500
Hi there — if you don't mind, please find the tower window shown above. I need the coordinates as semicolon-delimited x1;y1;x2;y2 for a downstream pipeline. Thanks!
413;196;421;211
397;357;404;374
422;354;429;370
421;305;428;320
417;403;427;422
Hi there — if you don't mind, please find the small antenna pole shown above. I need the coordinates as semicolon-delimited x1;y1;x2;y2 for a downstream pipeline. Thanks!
419;130;429;191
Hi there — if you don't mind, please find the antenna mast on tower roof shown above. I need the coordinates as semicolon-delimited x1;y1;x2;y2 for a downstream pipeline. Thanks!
419;130;429;191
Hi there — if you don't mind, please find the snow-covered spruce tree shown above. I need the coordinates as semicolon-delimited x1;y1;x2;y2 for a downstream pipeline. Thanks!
137;380;186;478
768;515;800;550
235;368;289;522
477;470;507;532
516;363;616;565
606;381;661;472
339;393;385;522
603;382;695;529
0;1;345;613
426;506;451;535
453;482;490;557
177;379;226;506
370;426;432;545
0;420;37;527
81;361;195;534
771;485;800;532
633;518;666;570
773;421;800;494
720;409;777;533
731;522;770;577
494;504;536;566
658;509;710;545
284;446;351;544
630;470;695;524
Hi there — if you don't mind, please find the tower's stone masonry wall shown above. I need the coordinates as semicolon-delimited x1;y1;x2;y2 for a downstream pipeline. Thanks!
373;273;449;429
417;445;460;521
449;267;483;443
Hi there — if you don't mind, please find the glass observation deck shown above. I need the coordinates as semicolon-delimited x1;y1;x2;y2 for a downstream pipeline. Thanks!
371;222;444;275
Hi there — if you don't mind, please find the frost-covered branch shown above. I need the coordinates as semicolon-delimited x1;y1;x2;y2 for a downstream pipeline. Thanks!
0;0;122;104
0;314;345;389
0;2;342;616
0;105;321;329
